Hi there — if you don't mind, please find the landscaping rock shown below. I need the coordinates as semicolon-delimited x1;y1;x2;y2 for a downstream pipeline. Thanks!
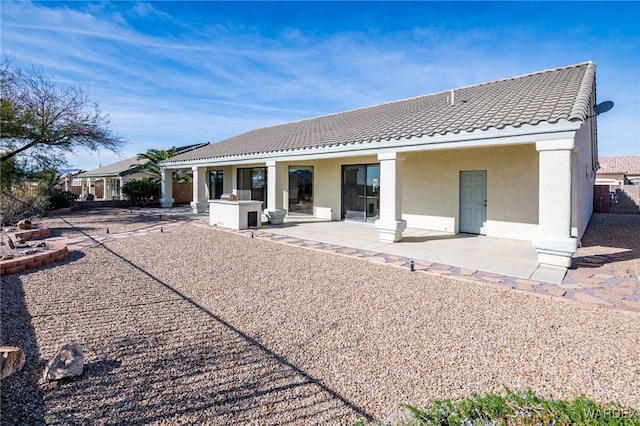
43;344;84;381
0;346;26;380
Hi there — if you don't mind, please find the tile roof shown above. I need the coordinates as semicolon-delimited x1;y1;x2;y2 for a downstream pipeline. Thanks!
598;156;640;174
78;156;146;177
168;62;596;163
80;143;209;177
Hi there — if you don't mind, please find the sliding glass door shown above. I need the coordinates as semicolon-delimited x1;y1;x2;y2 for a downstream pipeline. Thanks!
237;167;267;202
342;164;379;222
209;170;224;200
288;166;313;215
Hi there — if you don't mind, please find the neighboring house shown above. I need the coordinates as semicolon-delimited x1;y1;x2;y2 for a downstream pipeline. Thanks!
57;169;85;196
596;156;640;185
77;144;208;200
160;62;601;270
76;156;150;200
594;156;640;214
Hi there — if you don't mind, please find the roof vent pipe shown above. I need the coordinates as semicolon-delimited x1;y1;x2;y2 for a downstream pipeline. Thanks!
450;89;455;106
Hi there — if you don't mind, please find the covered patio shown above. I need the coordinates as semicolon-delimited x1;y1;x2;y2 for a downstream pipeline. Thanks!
258;217;565;283
165;207;563;283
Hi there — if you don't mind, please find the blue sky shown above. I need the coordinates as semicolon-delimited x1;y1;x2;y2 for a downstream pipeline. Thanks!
2;1;639;170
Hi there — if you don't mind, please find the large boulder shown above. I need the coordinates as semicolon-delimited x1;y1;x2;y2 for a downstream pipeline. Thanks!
0;346;26;380
43;344;84;381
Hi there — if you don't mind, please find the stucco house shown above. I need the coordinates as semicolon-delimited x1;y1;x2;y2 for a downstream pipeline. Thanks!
159;62;601;270
77;156;150;200
596;156;640;186
77;143;208;200
594;155;640;214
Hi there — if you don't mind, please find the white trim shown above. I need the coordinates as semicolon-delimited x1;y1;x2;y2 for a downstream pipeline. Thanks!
535;138;575;151
378;152;400;161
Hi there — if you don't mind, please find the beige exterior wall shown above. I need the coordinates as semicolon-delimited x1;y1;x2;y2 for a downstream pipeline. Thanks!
402;145;539;240
206;147;542;240
571;119;596;239
198;146;547;242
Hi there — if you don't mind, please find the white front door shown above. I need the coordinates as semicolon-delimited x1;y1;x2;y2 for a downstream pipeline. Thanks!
460;170;487;234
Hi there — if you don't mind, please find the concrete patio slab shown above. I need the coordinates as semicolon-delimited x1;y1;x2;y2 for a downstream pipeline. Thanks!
260;218;547;282
158;208;551;282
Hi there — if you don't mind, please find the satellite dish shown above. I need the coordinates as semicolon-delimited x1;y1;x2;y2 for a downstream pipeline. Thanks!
594;100;614;115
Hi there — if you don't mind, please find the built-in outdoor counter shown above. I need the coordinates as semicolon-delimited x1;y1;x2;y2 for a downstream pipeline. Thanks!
209;200;263;230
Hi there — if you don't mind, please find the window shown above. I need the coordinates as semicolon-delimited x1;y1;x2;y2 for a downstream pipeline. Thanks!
288;166;313;215
209;170;224;199
342;164;379;222
237;167;267;202
111;179;120;198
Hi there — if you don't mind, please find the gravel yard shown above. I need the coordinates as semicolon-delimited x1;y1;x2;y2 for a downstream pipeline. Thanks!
36;208;170;237
2;210;640;425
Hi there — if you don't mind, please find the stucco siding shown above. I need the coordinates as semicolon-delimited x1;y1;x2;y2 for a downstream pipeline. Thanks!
311;159;342;220
572;119;596;239
402;145;539;240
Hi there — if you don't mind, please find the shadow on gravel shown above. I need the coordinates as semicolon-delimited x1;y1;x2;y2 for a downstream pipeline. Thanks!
571;213;640;269
0;275;46;425
44;208;180;237
32;221;375;424
103;245;375;424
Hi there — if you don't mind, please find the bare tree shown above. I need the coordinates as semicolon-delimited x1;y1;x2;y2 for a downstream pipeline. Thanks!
1;55;125;168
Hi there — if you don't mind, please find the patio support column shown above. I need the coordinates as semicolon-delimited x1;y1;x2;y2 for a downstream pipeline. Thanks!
159;168;174;208
375;152;406;242
266;161;287;210
88;178;95;197
119;177;124;200
266;162;277;211
265;161;288;224
533;139;577;268
104;178;111;200
100;178;106;200
190;166;208;213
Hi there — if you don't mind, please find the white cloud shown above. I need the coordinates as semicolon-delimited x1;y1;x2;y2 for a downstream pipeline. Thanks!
2;0;638;171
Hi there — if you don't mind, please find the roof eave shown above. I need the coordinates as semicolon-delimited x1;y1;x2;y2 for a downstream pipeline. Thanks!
161;119;583;168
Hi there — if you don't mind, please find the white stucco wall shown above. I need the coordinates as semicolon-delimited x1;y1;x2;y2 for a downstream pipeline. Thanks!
571;119;596;240
402;145;539;241
309;159;341;220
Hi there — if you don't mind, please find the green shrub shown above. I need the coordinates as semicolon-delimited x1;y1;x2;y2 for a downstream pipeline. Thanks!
121;178;159;207
400;387;640;426
57;190;78;203
48;194;70;210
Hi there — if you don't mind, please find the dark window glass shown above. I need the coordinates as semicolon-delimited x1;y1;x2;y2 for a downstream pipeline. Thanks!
237;167;267;202
289;166;313;215
342;164;379;222
209;170;224;199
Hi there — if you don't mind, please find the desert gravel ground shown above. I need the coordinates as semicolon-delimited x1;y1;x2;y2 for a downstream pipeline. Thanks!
1;210;639;425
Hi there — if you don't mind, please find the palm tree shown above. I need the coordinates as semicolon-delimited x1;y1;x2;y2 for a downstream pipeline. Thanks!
129;147;192;183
